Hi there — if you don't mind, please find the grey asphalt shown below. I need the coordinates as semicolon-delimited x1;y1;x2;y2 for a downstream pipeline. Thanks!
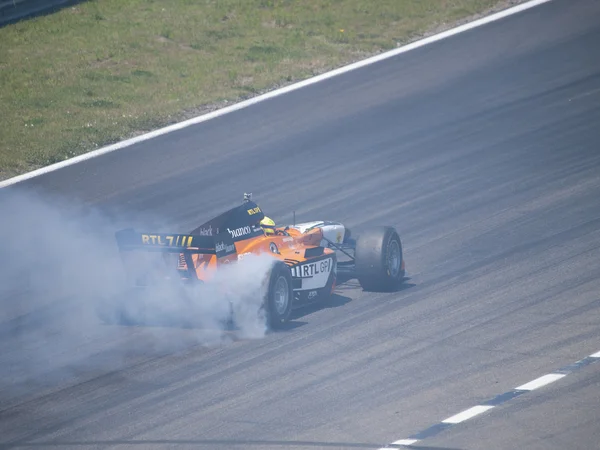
1;0;600;449
0;0;81;26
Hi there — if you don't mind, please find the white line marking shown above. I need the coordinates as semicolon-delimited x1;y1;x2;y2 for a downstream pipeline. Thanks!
0;0;553;189
515;373;566;391
442;405;495;424
381;348;600;449
378;439;420;450
392;438;420;446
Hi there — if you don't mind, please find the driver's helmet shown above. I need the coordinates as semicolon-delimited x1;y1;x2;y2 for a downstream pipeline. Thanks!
260;216;276;235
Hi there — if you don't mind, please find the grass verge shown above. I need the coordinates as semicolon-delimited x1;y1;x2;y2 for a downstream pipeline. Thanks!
0;0;525;181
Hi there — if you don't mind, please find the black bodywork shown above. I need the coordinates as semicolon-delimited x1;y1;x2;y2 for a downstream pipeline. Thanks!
115;199;266;284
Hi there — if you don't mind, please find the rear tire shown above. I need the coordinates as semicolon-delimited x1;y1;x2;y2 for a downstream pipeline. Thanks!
263;261;294;328
355;226;405;292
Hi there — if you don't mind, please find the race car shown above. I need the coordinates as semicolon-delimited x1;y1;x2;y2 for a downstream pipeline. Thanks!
113;193;406;328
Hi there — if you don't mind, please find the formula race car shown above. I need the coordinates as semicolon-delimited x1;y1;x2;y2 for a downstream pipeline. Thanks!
113;194;406;328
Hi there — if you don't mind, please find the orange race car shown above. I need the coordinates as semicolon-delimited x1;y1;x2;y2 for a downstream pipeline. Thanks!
114;193;406;328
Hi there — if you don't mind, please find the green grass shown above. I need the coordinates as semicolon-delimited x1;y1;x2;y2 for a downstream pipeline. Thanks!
0;0;521;180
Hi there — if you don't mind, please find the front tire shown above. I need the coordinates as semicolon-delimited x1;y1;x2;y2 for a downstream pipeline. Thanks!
263;261;294;328
355;226;405;292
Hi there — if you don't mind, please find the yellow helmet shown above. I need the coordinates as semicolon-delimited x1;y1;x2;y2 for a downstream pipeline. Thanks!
260;216;276;235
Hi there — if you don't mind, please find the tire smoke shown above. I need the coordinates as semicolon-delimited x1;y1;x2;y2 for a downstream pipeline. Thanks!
0;188;276;405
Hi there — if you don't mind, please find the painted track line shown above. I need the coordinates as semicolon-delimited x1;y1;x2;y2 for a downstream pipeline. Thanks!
442;405;495;424
379;350;600;448
515;373;566;391
0;0;552;189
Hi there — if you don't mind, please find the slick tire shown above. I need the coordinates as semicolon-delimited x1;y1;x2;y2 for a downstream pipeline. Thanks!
355;226;405;292
263;261;294;329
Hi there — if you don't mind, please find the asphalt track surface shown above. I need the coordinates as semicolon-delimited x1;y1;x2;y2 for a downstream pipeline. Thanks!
2;0;600;448
0;0;81;26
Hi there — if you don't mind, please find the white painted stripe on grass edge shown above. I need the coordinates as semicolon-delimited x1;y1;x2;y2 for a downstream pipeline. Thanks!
590;351;600;358
0;0;553;189
516;373;566;391
442;405;495;424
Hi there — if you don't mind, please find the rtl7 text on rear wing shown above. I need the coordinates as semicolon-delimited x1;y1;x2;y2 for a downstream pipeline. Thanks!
114;228;237;283
115;229;217;254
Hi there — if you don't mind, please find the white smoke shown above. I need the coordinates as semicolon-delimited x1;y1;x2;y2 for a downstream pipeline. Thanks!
96;252;277;341
0;188;277;404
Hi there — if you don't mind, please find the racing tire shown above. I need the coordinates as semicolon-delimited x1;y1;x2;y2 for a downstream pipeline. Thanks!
355;226;405;292
263;261;294;329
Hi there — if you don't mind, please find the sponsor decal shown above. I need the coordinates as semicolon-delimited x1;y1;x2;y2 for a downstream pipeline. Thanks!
215;241;235;254
292;257;333;278
308;290;318;299
142;234;193;247
247;206;261;215
196;225;213;236
237;252;252;260
227;226;252;238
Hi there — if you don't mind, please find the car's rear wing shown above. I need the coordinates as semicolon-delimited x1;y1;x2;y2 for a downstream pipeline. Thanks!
115;228;237;282
115;229;217;254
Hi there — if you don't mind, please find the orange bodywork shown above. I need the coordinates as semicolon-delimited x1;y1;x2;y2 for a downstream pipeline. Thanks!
177;226;335;282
